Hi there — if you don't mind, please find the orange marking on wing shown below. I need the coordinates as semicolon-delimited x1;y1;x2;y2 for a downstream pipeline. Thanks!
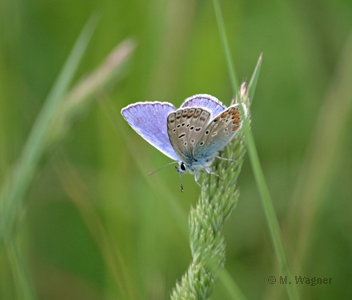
187;113;193;117
221;112;228;118
214;116;220;122
233;118;240;124
232;113;239;119
194;114;199;118
233;125;238;131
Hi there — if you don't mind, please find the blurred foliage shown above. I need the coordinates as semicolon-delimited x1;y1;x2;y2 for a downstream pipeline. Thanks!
1;0;352;299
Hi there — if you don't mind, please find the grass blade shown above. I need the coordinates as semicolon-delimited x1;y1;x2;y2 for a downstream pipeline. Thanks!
0;14;99;241
6;240;37;300
52;38;135;144
213;0;239;95
212;1;299;299
0;14;99;300
287;30;352;271
248;54;263;102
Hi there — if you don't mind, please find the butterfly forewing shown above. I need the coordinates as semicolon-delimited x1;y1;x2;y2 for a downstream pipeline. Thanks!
121;102;180;161
193;104;242;159
167;107;212;163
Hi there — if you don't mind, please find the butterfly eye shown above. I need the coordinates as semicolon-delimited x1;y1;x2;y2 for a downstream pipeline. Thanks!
180;163;186;171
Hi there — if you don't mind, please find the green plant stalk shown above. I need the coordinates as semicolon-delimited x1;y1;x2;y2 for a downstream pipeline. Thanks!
0;16;98;300
53;153;139;300
171;78;258;300
219;269;247;300
287;30;352;272
212;0;239;95
6;240;37;300
51;38;135;144
0;15;99;242
212;1;299;299
169;33;262;300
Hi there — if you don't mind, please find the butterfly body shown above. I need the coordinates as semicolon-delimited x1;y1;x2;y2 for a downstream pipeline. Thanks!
121;94;243;188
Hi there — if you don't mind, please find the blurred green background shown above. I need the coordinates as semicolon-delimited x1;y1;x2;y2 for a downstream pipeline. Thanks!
1;0;352;299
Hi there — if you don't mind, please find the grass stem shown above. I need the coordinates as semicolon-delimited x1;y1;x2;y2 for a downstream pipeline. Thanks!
212;1;299;299
0;15;99;242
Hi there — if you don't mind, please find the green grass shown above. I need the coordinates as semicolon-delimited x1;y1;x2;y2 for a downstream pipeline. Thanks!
1;0;352;299
0;16;99;300
213;1;298;299
0;15;99;243
0;14;134;300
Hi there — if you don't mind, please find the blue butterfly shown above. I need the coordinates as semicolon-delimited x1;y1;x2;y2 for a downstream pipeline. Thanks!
121;94;242;191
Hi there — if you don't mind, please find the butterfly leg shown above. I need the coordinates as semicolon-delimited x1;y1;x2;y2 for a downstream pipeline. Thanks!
194;172;202;188
216;156;236;163
205;168;224;181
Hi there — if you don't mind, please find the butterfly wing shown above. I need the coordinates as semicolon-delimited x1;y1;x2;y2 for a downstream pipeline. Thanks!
167;107;212;164
181;94;225;117
121;102;180;161
193;104;242;160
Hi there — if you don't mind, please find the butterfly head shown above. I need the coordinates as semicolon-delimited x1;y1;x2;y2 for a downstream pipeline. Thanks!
176;161;188;175
175;161;189;192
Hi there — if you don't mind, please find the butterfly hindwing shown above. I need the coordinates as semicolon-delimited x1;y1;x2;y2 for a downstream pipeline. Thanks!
167;107;212;164
193;104;242;160
121;102;180;161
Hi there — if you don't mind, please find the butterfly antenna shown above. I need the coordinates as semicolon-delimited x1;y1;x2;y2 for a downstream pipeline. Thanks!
180;173;183;192
147;161;178;176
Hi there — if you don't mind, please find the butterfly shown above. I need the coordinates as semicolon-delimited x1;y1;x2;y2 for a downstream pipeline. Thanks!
121;94;243;191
